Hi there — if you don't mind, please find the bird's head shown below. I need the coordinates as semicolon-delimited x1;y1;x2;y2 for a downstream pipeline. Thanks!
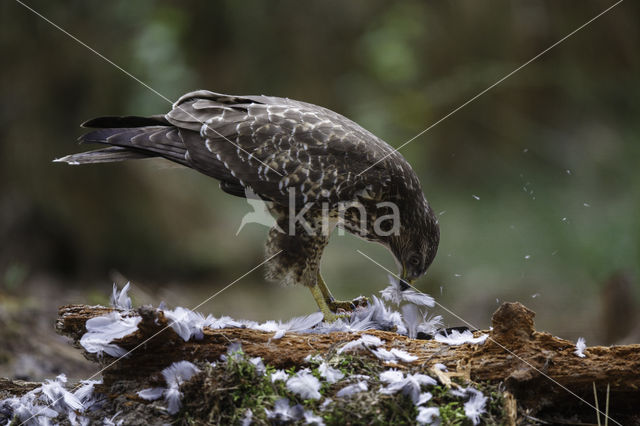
389;205;440;289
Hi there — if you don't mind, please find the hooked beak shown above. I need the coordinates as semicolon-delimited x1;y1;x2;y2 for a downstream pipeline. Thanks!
400;264;414;291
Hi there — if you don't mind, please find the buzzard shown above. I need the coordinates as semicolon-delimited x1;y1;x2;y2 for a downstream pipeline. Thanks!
56;90;440;320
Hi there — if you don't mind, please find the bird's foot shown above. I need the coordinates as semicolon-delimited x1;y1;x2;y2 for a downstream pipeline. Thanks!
321;311;351;323
310;284;353;323
328;296;369;313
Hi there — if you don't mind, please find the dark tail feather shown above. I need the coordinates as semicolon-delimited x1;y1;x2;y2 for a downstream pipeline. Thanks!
81;115;169;128
58;115;190;166
54;146;152;165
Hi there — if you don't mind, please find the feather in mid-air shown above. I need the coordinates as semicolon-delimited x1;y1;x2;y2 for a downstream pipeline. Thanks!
56;90;439;320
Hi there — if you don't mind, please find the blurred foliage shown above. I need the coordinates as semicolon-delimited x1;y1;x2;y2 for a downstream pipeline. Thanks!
1;0;639;344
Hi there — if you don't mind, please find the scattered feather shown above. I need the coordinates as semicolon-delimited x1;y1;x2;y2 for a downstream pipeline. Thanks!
371;347;396;362
434;330;488;346
380;372;436;404
236;319;260;329
103;411;124;426
389;348;418;362
80;311;141;357
72;379;100;401
162;361;201;388
68;410;90;426
303;409;326;425
318;362;344;383
417;392;432;406
401;304;421;339
304;354;324;363
256;312;324;339
254;320;278;333
163;307;209;341
380;275;404;305
286;371;322;400
434;363;447;371
40;374;83;412
0;374;95;426
204;315;243;329
418;314;443;337
137;388;164;401
12;398;59;425
249;357;266;375
337;334;383;354
340;309;377;332
449;388;467;398
265;398;303;422
311;308;376;334
336;381;368;398
372;347;417;363
401;303;442;338
380;369;404;384
137;361;202;415
241;408;253;426
319;398;332;411
575;337;587;358
402;290;435;308
222;342;244;362
73;379;102;410
463;388;487;425
165;387;182;415
381;275;433;307
270;369;289;383
366;295;406;334
110;282;132;310
416;406;440;424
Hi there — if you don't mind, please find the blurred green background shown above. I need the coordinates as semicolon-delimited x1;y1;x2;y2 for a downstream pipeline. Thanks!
1;0;638;378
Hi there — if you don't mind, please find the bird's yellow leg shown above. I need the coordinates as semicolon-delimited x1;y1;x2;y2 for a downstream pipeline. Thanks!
316;271;335;302
316;271;368;312
309;283;341;322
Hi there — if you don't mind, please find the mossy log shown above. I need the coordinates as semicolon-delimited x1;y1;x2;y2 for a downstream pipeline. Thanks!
55;302;640;422
0;378;40;397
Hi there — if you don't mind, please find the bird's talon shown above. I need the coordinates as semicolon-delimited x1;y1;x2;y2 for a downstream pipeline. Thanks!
328;297;368;313
352;296;369;307
328;300;355;313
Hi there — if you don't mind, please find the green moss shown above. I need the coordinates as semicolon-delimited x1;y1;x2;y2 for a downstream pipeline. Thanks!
322;391;419;425
179;351;508;425
181;353;286;425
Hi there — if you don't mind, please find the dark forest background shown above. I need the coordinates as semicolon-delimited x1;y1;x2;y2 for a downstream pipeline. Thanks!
1;1;638;378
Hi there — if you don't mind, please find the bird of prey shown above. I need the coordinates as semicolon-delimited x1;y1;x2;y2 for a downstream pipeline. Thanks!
56;90;440;320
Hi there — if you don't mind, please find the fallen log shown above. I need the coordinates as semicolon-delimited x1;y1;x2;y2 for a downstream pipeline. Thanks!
55;302;640;423
0;378;40;398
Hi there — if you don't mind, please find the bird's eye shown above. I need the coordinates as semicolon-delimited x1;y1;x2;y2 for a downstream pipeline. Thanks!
409;255;421;266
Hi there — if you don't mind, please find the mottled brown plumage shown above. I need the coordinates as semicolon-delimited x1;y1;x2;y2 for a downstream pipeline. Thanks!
56;90;439;319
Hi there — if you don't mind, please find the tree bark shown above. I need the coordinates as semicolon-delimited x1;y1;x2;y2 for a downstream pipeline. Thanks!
55;302;640;422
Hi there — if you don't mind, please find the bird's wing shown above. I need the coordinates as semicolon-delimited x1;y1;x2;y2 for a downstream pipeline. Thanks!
165;90;398;206
75;114;238;184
